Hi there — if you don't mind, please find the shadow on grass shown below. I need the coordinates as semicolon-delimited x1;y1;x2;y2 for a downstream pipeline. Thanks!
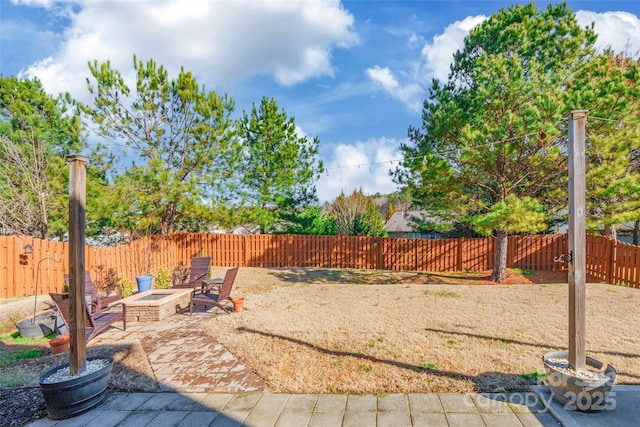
235;326;537;392
267;267;575;286
425;327;640;380
424;327;640;360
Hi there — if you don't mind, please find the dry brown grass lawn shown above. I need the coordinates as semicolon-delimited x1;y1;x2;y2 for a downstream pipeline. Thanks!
202;267;640;394
2;267;638;397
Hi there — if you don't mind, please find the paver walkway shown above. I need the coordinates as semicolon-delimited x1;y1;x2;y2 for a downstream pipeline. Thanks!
91;307;266;393
28;391;560;426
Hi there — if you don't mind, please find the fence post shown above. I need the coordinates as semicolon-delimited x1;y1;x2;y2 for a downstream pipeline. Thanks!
457;238;463;271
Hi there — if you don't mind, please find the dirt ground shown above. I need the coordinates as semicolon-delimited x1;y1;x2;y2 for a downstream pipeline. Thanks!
1;267;638;425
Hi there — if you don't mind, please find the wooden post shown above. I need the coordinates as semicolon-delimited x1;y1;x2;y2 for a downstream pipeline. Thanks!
68;154;89;376
568;110;587;371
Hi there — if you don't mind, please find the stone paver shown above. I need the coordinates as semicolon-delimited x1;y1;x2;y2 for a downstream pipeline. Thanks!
243;394;290;426
275;394;317;427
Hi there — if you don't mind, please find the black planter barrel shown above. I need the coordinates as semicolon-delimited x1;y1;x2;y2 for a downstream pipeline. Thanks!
39;356;113;419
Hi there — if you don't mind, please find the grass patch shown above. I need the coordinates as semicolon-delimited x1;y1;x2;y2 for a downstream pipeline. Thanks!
424;290;460;298
417;363;437;372
0;369;39;387
0;348;44;367
508;268;535;276
4;332;55;343
520;371;546;381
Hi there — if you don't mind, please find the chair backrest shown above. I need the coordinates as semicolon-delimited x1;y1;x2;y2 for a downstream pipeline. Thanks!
49;292;95;330
188;256;211;289
218;267;238;301
64;272;101;312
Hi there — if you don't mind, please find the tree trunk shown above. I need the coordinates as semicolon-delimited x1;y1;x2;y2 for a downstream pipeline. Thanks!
604;224;617;240
633;220;640;246
491;230;508;282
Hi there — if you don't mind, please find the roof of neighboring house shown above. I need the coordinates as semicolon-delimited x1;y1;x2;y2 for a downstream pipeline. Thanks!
229;225;260;234
385;210;434;233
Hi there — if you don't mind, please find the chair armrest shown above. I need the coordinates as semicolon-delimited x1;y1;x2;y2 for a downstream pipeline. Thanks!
203;278;223;292
101;295;122;305
103;301;127;312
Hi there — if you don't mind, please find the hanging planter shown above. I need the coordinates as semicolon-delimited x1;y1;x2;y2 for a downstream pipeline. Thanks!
39;356;114;419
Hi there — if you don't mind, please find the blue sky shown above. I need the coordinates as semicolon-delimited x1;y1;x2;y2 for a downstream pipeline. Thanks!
1;0;639;203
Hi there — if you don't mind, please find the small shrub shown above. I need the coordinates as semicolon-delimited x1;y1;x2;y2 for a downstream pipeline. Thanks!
93;265;121;296
117;278;134;298
171;263;190;287
155;267;171;290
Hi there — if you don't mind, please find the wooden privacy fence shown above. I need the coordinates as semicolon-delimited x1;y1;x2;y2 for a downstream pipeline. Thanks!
1;233;637;298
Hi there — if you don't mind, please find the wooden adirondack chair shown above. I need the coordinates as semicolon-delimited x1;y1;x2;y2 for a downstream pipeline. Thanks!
189;267;238;315
173;256;211;290
64;271;121;314
49;292;126;342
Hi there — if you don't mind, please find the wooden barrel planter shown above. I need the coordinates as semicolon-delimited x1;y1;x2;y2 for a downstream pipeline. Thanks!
39;356;114;420
543;350;616;412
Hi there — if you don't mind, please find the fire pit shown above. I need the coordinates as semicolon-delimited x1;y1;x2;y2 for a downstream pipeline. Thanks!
121;289;192;322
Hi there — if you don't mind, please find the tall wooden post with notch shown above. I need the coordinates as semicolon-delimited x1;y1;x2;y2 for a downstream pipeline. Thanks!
568;110;586;371
68;154;89;375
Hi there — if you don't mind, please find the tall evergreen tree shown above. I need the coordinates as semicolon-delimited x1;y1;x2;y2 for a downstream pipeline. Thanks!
395;3;597;281
82;56;237;235
237;96;323;232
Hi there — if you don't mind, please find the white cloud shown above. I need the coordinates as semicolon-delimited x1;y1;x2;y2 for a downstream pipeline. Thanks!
19;0;358;99
366;15;486;112
366;65;423;112
317;137;402;203
576;11;640;56
421;15;487;82
10;0;54;8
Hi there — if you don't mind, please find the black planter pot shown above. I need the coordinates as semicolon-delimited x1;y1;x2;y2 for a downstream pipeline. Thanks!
39;356;114;420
